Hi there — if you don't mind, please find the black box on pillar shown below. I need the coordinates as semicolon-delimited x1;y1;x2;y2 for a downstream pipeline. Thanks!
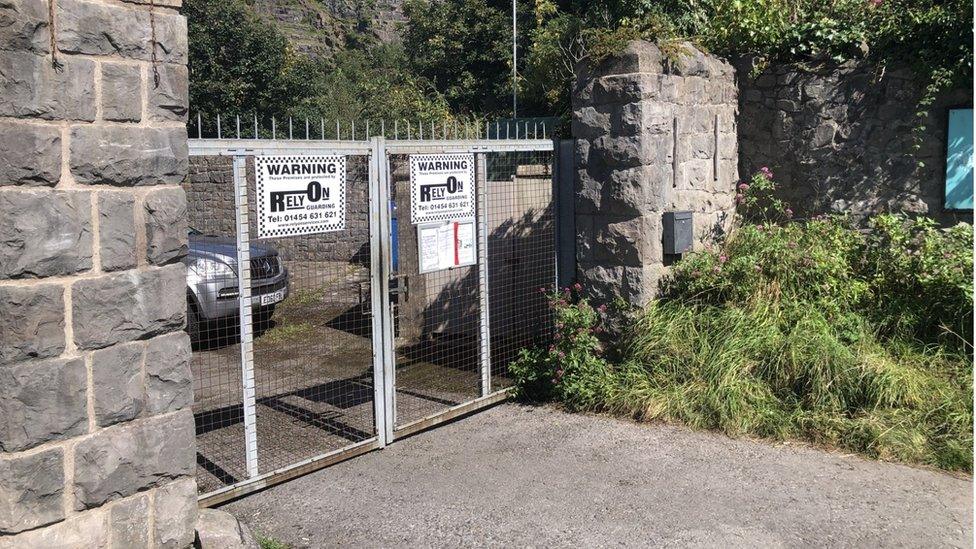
662;211;693;255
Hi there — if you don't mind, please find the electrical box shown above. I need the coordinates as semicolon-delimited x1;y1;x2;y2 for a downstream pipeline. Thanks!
663;211;693;255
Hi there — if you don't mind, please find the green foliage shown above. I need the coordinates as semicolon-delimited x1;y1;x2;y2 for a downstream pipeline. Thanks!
186;0;312;115
522;0;972;121
510;171;973;471
187;0;458;122
509;284;613;409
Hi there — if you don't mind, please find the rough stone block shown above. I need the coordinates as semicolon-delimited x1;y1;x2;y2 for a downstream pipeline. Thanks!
0;189;93;278
108;494;150;548
100;62;142;122
592;73;659;105
0;51;95;120
145;332;192;414
578;262;655;306
571;106;610;139
0;357;87;452
57;0;186;63
0;0;50;53
144;187;188;265
0;122;60;186
593;215;662;267
0;283;64;366
592;134;672;168
92;341;145;427
152;478;198;549
588;40;664;77
98;192;137;271
149;64;188;122
70;126;188;186
603;164;671;214
71;264;186;350
0;448;64;534
0;508;108;548
615;102;670;136
72;410;195;509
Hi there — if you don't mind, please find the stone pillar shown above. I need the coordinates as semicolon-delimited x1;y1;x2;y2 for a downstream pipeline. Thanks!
0;0;196;545
572;40;739;306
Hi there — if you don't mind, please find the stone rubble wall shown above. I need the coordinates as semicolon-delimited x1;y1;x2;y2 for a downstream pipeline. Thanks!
572;41;739;306
0;0;197;544
736;58;972;225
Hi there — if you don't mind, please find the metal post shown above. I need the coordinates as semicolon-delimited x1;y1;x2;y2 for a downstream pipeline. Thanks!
232;155;259;478
512;0;517;118
368;137;392;447
216;114;221;140
288;117;293;140
320;118;325;140
336;120;340;140
196;112;202;139
372;137;396;442
236;115;240;139
305;118;309;140
272;117;276;140
476;152;491;396
253;113;258;140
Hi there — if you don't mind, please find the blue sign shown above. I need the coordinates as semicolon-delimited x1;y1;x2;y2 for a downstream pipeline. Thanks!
945;108;973;210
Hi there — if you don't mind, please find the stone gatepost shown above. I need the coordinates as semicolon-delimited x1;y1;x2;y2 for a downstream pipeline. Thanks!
0;0;196;545
572;41;739;306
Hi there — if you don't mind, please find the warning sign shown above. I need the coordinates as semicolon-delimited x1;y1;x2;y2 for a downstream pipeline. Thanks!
255;155;345;239
409;154;475;224
417;220;477;273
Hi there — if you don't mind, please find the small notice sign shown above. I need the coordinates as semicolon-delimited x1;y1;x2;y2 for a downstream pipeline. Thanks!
255;155;346;239
417;220;477;273
409;153;475;224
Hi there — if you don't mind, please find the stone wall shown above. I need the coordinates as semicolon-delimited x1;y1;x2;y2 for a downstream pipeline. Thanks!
572;41;739;306
186;155;370;263
0;0;197;545
737;59;972;225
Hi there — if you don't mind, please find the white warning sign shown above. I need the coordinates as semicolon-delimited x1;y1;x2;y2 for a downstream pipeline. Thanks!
409;153;475;224
417;220;477;273
255;155;345;239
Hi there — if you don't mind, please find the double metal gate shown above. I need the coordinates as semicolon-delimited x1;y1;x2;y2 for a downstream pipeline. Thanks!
185;136;556;505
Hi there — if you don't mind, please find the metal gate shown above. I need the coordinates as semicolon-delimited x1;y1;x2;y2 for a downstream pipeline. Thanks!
186;133;556;505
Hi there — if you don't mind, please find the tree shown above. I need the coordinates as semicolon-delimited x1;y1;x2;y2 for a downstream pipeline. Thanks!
185;0;311;116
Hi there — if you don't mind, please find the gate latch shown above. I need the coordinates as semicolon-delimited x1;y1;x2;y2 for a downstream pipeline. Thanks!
389;275;409;299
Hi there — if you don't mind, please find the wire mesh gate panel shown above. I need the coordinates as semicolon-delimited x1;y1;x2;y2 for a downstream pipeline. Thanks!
186;137;555;503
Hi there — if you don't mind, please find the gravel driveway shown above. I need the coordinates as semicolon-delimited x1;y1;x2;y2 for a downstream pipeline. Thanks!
223;404;973;548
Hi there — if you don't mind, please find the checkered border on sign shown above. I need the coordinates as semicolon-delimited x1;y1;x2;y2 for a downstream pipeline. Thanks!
255;155;346;239
409;153;476;224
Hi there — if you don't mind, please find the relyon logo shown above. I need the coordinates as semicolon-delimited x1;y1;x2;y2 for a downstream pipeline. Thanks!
270;180;330;212
420;176;463;202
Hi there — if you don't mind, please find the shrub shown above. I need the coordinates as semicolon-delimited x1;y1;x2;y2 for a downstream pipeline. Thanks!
509;284;612;410
510;170;973;471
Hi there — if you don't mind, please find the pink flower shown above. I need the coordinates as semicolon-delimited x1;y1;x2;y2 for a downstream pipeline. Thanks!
719;255;728;264
760;166;773;178
735;194;745;205
597;304;608;313
573;282;583;291
785;208;794;218
557;351;566;360
738;183;750;191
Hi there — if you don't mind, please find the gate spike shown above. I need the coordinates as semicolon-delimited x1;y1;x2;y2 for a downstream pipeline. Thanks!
305;118;309;140
216;114;221;139
352;120;356;141
336;120;340;140
254;113;259;139
272;117;276;140
196;112;202;139
381;119;385;138
288;117;293;140
236;115;240;139
366;120;370;139
395;120;399;140
320;118;325;140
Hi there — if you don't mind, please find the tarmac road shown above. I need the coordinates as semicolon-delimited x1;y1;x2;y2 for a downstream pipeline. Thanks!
224;403;973;548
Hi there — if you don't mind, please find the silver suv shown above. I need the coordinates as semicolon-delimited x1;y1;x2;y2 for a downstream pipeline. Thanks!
184;228;290;345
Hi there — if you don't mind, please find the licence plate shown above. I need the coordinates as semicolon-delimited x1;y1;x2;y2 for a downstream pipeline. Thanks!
260;289;284;306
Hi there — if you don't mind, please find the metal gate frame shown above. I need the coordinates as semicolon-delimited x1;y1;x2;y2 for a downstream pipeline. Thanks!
188;136;555;506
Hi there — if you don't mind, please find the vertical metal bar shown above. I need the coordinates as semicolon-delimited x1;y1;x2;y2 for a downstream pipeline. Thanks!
352;120;356;141
321;118;325;140
512;0;517;117
368;137;391;447
272;117;276;140
236;115;240;139
395;120;399;140
366;120;371;139
253;113;258;140
419;120;423;140
372;137;396;442
232;155;259;478
305;118;309;140
216;114;221;139
542;122;546;139
336;120;340;140
476;152;491;396
196;112;202;139
381;119;385;139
